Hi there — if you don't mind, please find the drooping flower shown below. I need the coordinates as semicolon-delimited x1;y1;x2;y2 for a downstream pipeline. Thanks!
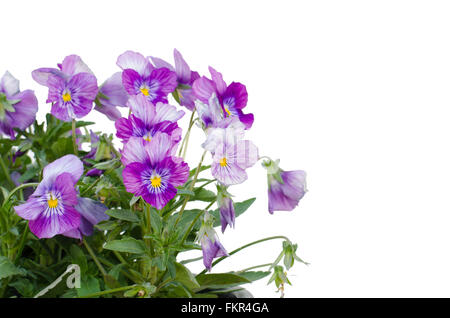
14;155;108;239
117;51;177;103
193;67;253;129
63;197;109;240
203;121;258;186
262;159;307;214
217;185;235;233
121;133;189;210
151;49;200;110
115;94;184;146
32;55;98;122
0;71;38;138
14;155;83;238
95;72;129;121
197;212;228;271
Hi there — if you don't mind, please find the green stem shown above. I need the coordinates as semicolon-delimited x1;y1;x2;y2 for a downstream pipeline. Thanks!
237;263;273;273
13;222;29;264
0;156;14;188
72;119;78;156
178;110;196;157
78;285;137;298
198;236;291;275
3;183;39;207
180;200;215;245
174;150;207;227
180;256;203;265
80;175;102;196
83;238;107;277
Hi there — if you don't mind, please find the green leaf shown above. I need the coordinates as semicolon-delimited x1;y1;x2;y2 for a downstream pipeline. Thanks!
211;198;256;227
195;273;251;290
192;188;216;202
176;188;195;196
106;209;140;223
237;271;271;282
189;165;210;178
93;158;119;170
76;275;100;297
103;238;146;254
0;256;27;279
175;263;200;290
70;245;88;274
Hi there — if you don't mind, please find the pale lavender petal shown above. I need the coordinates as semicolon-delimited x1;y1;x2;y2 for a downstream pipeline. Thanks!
31;68;65;86
94;104;122;121
153;102;185;123
14;197;46;221
0;71;19;96
174;49;191;84
98;72;128;108
150;56;174;71
42;154;83;184
193;76;216;104
121;137;149;166
208;66;227;96
117;51;153;77
60;55;93;76
6;90;38;130
127;94;156;126
234;140;259;169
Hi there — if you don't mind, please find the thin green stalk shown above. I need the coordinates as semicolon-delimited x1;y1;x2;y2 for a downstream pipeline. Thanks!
198;236;291;275
0;156;14;188
83;238;107;277
72;119;78;156
13;222;29;264
80;175;102;196
178;110;196;157
78;285;136;298
180;200;215;245
3;183;39;207
180;256;203;265
237;263;273;273
174;150;207;227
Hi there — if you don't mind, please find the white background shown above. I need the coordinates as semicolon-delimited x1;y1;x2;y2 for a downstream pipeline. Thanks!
1;0;450;297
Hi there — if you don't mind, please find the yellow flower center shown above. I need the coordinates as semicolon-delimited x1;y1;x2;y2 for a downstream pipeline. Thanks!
150;176;162;188
224;106;231;117
48;197;58;209
140;87;149;96
219;157;227;167
143;134;152;142
62;92;72;102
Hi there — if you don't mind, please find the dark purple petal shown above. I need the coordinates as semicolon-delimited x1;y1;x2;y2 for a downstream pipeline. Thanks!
115;117;135;143
29;204;80;239
223;82;248;110
66;72;98;118
148;67;178;103
122;69;142;96
168;157;189;187
123;162;147;194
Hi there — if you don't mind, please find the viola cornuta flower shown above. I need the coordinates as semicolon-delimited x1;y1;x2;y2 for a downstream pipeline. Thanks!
193;66;254;129
32;55;98;122
197;212;228;271
263;159;307;214
115;94;184;145
217;185;235;233
117;51;178;103
14;155;83;238
95;72;129;121
0;71;38;138
121;133;189;210
14;155;108;238
151;49;200;110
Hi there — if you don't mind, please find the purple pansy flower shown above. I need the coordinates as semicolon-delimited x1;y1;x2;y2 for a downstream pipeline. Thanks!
117;51;178;104
95;72;129;121
0;71;38;138
263;159;307;214
219;196;235;233
32;55;98;122
151;49;200;110
203;122;258;186
14;155;108;238
197;212;228;271
121;133;189;210
115;94;184;146
193;66;253;129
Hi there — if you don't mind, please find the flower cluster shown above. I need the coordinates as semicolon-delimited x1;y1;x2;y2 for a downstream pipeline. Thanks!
0;50;308;298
